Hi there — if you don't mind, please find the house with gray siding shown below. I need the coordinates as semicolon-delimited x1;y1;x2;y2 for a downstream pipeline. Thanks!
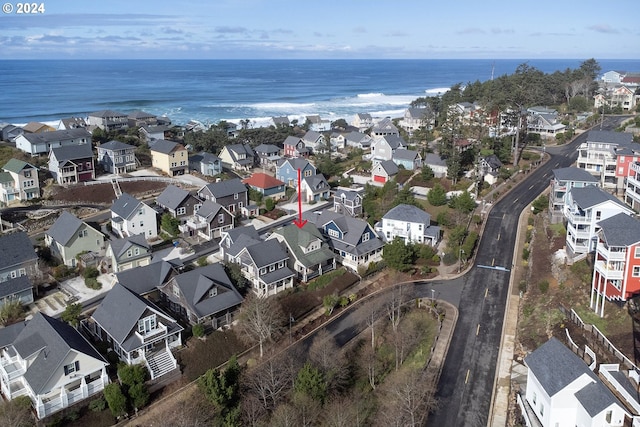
0;232;39;286
197;178;248;217
105;234;152;273
2;159;40;202
45;211;105;267
156;185;202;226
15;128;91;156
96;140;138;174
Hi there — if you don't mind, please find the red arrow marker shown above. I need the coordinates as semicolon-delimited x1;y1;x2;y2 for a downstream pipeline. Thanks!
293;167;307;229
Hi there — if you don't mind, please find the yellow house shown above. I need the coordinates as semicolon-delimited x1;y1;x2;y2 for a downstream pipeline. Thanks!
150;140;188;176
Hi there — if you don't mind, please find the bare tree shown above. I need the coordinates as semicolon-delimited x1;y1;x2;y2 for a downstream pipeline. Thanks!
360;340;378;390
236;293;284;358
244;354;294;411
386;286;406;370
144;388;216;427
269;402;298;427
375;368;437;427
322;393;369;427
240;393;267;427
291;393;321;427
308;330;349;392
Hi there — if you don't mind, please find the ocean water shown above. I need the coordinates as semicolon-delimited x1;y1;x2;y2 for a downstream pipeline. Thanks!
1;59;639;127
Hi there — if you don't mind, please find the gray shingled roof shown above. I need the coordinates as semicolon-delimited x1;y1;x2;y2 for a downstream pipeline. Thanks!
382;135;406;149
393;148;419;161
271;223;335;268
46;211;84;246
377;160;399;176
222;225;259;245
111;192;145;219
553;167;599;183
569;186;628;210
115;260;175;295
303;174;329;192
199;178;247;199
109;233;150;259
13;312;106;395
150;139;182;154
19;128;91;145
98;140;135;151
587;130;633;145
0;231;37;271
156;185;190;211
89;109;127;118
245;239;289;268
254;143;280;155
278;157;313;172
574;381;621;417
383;204;431;224
50;143;93;161
307;210;384;256
0;275;32;299
597;213;640;247
283;135;303;146
524;337;598;397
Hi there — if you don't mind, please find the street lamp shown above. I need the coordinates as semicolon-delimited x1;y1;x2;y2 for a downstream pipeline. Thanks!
431;288;436;303
458;248;466;273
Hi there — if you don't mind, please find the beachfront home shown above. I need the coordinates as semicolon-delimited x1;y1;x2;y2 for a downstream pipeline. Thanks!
22;122;55;134
272;116;290;127
87;110;129;131
96;140;138;175
371;117;399;138
371;160;399;184
548;167;599;224
301;131;327;153
150;139;188;176
197;178;248;216
0;231;39;285
399;107;433;135
218;143;256;172
377;204;441;246
158;263;243;328
59;117;87;130
110;192;158;240
156;185;202;226
306;115;331;132
1;159;39;202
1;124;23;142
283;136;310;158
333;188;363;217
276;157;317;188
344;131;373;150
243;173;286;200
189;152;222;177
88;283;182;380
127;110;158;128
183;200;234;240
14;128;91;156
48;143;95;185
45;211;105;268
353;113;374;131
0;312;109;419
105;234;152;273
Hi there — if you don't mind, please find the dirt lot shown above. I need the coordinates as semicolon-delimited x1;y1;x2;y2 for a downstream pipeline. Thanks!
46;181;170;205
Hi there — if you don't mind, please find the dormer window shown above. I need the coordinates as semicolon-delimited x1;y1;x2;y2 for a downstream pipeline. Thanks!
362;232;370;242
64;361;80;376
209;287;218;297
138;314;157;334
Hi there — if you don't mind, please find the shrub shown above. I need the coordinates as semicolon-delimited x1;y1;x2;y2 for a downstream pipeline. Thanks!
522;248;530;260
436;211;450;227
89;397;107;412
265;197;275;212
197;256;209;267
442;252;457;266
538;280;550;294
85;277;102;290
83;266;100;279
192;323;205;338
518;280;527;294
104;383;127;418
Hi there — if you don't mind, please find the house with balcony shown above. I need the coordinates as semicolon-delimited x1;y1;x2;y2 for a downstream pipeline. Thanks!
158;263;243;328
87;110;129;131
301;131;327;153
1;159;39;202
283;136;310;158
14;128;91;157
371;117;399;138
110;192;158;240
183;200;234;240
96;140;138;175
526;110;566;138
127;110;158;128
376;204;440;246
564;186;633;262
576;130;636;190
0;312;109;419
276;157;316;188
371;135;407;163
189;151;222;177
87;283;182;380
219;225;260;261
301;174;331;203
45;211;105;268
305;115;331;132
267;223;336;283
548;167;599;224
105;234;152;273
197;178;248;217
623;161;640;211
150;140;188;176
305;210;384;272
0;231;39;286
399;107;433;135
333;188;363;217
243;173;287;200
48;143;95;185
523;337;628;427
254;143;281;168
219;143;256;172
352;113;373;131
344;131;373;150
156;185;202;227
227;238;294;297
590;213;640;317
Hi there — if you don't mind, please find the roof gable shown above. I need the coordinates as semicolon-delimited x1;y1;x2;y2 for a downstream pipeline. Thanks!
46;211;85;246
0;231;37;271
111;192;145;218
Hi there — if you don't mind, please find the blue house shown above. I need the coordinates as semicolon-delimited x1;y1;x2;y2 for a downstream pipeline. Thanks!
189;152;222;177
276;158;317;188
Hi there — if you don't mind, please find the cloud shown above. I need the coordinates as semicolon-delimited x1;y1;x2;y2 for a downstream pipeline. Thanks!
353;26;367;34
458;28;485;35
0;13;177;29
587;24;618;34
386;31;408;37
161;27;185;35
491;28;514;34
214;26;248;34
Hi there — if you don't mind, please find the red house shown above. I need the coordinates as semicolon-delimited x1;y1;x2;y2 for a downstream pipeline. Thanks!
48;143;95;185
283;136;309;158
591;212;640;317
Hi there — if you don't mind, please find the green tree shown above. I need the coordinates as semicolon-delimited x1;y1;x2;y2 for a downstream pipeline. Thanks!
128;382;150;409
420;165;434;181
0;300;24;326
392;186;421;209
104;383;127;418
382;237;416;272
161;213;180;237
61;303;82;327
449;190;476;214
427;183;447;206
265;197;275;212
118;364;147;387
532;194;549;215
198;355;241;414
248;187;263;205
224;261;249;295
294;362;327;404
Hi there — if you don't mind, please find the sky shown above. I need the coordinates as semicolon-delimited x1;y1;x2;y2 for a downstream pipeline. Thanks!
0;0;638;60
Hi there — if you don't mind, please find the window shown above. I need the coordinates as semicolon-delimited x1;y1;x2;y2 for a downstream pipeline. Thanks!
362;232;370;242
596;211;601;220
209;287;218;297
606;410;612;423
127;250;132;257
633;266;640;277
64;361;80;375
234;193;239;200
328;228;340;238
238;201;243;209
140;221;144;227
23;171;31;178
218;213;225;224
228;205;234;212
173;284;180;297
176;207;186;215
532;392;537;405
304;170;312;177
139;209;144;215
619;167;624;174
138;315;157;334
78;229;87;238
134;247;140;256
539;403;544;417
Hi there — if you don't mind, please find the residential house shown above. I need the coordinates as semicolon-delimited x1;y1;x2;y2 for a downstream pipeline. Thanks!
219;143;256;172
591;213;640;317
423;153;448;178
0;276;34;307
197;178;248;216
393;148;423;171
276;158;316;188
88;283;183;380
0;232;39;285
45;211;105;267
59;117;87;130
189;151;222;177
595;86;637;112
48;143;95;185
352;113;373;131
1;159;39;202
150;140;188;176
301;174;331;203
219;225;260;261
527;111;566;138
0;312;109;419
333;188;363;217
115;260;177;300
305;210;384;272
371;160;399;184
110;192;158;240
371;135;407;162
624;161;640;210
0;172;15;206
601;70;625;84
272;116;290;127
105;234;152;273
227;238;295;297
128;110;157;128
183;200;234;240
158;263;243;327
22;122;55;134
564;186;633;261
140;125;172;143
376;204;441;245
371;117;399;138
14;128;91;156
301;131;327;153
478;154;504;186
243;173;286;200
96;140;138;174
156;185;202;227
306;115;331;132
1;124;23;142
576;130;636;190
548;167;599;224
283;136;310;158
254;143;281;168
523;337;628;427
268;223;336;282
344;131;372;150
87;110;129;131
399;107;433;135
330;132;346;151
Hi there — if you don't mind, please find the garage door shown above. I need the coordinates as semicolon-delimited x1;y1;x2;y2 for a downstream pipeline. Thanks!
373;175;386;183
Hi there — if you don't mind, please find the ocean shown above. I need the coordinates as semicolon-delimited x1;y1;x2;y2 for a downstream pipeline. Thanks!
1;59;639;127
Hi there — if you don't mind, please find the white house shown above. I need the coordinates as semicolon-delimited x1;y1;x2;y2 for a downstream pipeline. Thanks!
376;204;440;245
110;192;158;240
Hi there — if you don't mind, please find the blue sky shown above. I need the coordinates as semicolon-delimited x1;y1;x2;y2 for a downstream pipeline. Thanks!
1;0;638;59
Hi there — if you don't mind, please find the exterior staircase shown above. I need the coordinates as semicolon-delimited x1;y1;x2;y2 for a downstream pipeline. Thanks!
111;178;122;198
145;349;177;380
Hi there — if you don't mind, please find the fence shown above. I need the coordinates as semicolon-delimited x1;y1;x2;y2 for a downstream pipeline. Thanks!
83;176;196;187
